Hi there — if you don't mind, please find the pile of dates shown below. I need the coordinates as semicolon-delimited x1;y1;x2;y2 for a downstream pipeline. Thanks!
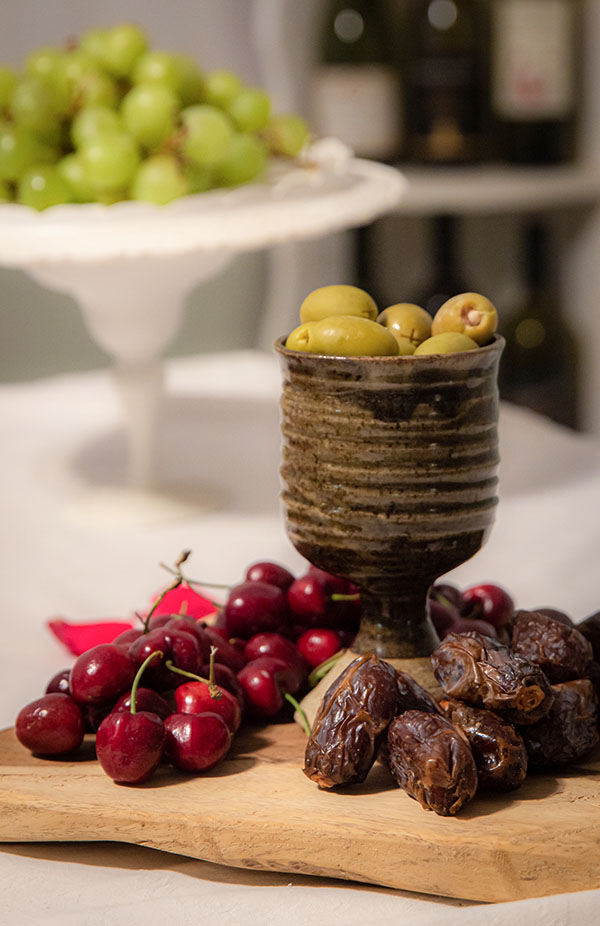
14;553;360;784
285;284;498;358
304;591;600;816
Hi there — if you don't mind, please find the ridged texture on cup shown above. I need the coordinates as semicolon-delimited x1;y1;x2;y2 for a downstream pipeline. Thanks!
275;336;503;657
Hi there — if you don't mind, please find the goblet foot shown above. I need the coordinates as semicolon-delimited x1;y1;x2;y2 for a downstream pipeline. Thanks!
352;588;439;658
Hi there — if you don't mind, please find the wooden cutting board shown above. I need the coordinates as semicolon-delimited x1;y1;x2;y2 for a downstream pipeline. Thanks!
1;723;599;903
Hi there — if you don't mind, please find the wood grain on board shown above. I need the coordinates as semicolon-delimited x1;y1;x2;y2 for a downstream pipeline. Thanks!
1;724;600;902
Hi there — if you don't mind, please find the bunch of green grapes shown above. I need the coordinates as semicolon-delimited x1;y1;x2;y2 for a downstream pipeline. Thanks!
0;24;310;210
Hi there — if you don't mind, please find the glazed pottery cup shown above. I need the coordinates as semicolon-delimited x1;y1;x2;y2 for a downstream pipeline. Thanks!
275;336;504;659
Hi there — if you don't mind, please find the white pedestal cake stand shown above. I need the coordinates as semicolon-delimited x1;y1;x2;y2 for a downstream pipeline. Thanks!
0;143;405;522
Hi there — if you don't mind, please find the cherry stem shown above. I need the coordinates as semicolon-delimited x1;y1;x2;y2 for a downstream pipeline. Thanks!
284;693;311;737
158;562;223;608
130;651;163;714
308;649;345;689
164;658;222;700
330;593;360;602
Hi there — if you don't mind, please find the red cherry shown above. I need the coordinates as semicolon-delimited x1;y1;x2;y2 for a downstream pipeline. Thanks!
45;669;71;695
69;643;137;706
199;662;245;708
128;627;203;689
245;561;295;591
462;584;514;628
224;581;290;639
237;655;299;719
112;687;172;720
163;616;210;662
112;627;143;647
96;711;166;784
307;566;357;595
296;628;342;669
174;682;241;733
16;693;85;755
244;632;307;689
164;712;231;772
287;575;328;623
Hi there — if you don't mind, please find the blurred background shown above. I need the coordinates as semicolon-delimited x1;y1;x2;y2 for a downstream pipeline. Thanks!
2;0;600;435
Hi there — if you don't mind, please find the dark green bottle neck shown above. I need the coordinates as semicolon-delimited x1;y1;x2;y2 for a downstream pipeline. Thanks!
321;0;392;64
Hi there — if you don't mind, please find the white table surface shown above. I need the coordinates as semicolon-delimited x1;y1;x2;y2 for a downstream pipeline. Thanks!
1;349;600;926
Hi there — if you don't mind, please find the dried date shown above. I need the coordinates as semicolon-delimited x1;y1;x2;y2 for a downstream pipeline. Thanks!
510;609;593;683
303;653;399;789
387;710;478;816
522;679;599;768
438;698;528;792
431;632;554;725
379;668;441;767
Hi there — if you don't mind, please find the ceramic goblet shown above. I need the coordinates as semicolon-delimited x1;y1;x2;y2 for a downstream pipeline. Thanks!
276;336;504;664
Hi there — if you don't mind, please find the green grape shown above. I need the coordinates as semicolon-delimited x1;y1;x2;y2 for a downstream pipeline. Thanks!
131;154;189;204
26;46;64;83
181;104;234;166
80;131;140;191
121;83;178;150
99;24;148;78
10;77;59;135
0;126;55;180
57;152;95;202
71;105;121;148
0;66;16;112
173;54;204;106
227;87;271;132
203;69;242;109
132;51;181;93
215;133;267;187
18;164;72;210
79;28;110;66
184;162;214;193
262;113;309;157
74;68;119;110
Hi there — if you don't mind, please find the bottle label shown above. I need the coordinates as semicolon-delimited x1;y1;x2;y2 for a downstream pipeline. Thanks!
312;64;400;159
493;0;574;120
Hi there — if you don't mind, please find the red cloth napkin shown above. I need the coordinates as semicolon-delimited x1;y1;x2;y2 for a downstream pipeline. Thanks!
47;618;135;656
47;587;219;657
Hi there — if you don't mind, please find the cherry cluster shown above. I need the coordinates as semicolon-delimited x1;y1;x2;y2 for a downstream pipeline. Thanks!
428;581;516;641
15;555;359;785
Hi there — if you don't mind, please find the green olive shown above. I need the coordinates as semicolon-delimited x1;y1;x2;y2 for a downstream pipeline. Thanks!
377;302;431;346
413;332;479;355
431;292;498;345
286;315;399;357
392;336;416;356
299;284;378;324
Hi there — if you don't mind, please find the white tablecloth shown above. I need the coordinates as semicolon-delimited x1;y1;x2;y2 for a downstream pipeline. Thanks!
1;350;599;926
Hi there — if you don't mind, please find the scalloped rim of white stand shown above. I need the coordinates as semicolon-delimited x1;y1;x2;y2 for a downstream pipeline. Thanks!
0;143;406;265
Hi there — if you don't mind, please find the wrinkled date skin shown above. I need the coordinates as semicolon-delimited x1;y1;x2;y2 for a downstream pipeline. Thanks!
438;698;528;792
387;710;478;816
510;610;593;684
303;653;399;789
522;679;599;768
379;669;442;768
431;632;554;726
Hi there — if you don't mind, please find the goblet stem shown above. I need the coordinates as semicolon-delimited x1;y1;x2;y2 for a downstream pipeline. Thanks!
113;359;164;489
353;588;440;658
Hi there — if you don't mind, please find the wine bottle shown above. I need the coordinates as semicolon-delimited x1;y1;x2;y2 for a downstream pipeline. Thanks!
414;214;470;315
490;0;580;164
311;0;402;161
401;0;490;165
499;220;579;428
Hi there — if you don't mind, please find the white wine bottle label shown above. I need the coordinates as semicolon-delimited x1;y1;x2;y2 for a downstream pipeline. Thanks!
312;63;400;159
492;0;574;120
